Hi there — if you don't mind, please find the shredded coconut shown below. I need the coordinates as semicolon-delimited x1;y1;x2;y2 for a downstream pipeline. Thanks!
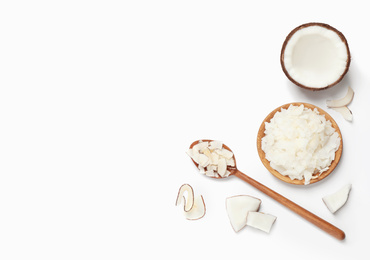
261;105;340;184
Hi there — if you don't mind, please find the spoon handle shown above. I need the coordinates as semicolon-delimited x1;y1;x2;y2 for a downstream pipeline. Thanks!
233;170;345;240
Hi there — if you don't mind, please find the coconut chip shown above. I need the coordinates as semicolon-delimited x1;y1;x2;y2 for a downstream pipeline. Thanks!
176;184;206;220
187;140;235;178
326;87;354;108
326;86;354;121
175;184;194;212
331;106;353;122
184;195;206;220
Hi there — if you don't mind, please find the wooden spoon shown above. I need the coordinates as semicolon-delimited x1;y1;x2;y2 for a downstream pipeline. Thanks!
189;139;345;240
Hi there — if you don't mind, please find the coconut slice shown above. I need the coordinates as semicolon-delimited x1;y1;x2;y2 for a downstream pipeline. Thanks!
323;184;352;213
209;140;223;150
226;158;235;167
205;169;219;178
226;195;261;232
176;184;206;220
331;106;353;121
193;141;209;152
184;195;206;220
326;86;354;107
246;212;277;233
281;23;350;90
217;157;227;177
175;184;194;212
198;154;210;167
219;149;234;160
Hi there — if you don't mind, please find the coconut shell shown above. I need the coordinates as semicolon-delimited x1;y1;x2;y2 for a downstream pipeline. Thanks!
280;22;351;91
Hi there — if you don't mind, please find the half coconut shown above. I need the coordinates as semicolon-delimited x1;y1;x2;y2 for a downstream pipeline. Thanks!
281;23;350;90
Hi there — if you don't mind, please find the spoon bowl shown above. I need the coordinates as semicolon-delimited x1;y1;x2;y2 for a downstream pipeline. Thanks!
189;139;345;240
189;139;237;178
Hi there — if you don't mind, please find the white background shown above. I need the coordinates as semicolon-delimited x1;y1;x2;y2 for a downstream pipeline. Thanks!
0;1;369;259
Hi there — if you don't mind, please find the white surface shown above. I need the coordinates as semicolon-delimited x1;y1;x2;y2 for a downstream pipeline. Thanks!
0;1;369;259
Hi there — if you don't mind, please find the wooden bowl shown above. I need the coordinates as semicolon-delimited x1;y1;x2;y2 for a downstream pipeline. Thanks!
256;103;343;185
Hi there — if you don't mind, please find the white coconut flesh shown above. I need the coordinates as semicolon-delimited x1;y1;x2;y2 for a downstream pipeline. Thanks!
175;184;206;220
246;212;277;233
283;25;349;89
184;195;206;220
175;184;194;212
261;105;341;185
322;184;352;213
226;195;261;233
187;140;235;178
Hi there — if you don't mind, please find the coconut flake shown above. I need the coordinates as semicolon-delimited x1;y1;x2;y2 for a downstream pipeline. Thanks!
226;158;235;167
184;195;206;220
209;140;223;150
331;106;353;122
326;86;354;121
211;153;220;165
187;140;235;178
220;149;234;160
261;105;341;184
175;184;194;212
217;157;227;177
326;87;354;108
198;154;210;167
224;170;231;177
205;169;218;177
176;184;206;220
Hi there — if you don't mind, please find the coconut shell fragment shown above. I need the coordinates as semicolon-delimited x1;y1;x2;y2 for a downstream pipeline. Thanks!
323;184;352;213
226;195;261;232
246;212;277;233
